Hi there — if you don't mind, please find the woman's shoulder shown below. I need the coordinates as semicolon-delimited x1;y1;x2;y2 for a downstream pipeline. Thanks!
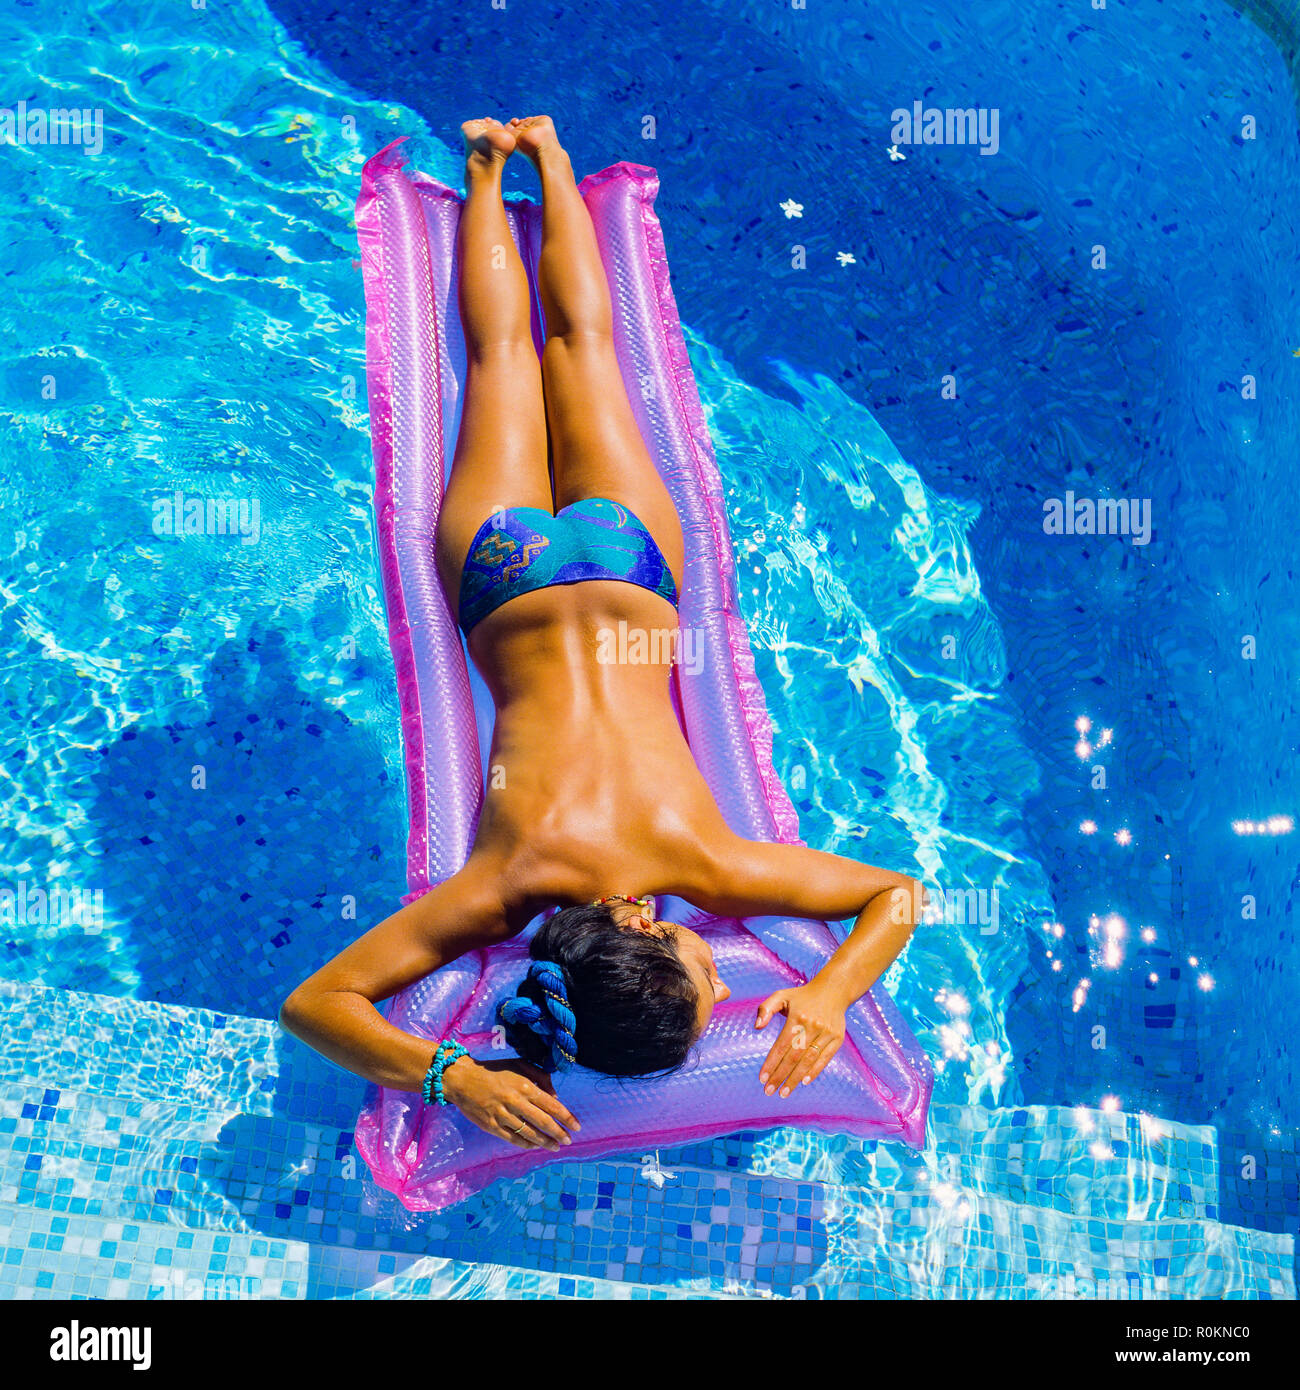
480;842;602;928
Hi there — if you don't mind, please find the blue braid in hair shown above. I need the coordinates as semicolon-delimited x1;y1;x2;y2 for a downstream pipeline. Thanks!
497;958;579;1072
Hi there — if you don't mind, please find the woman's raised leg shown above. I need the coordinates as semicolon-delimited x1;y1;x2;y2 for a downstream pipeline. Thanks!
435;118;552;603
510;115;684;591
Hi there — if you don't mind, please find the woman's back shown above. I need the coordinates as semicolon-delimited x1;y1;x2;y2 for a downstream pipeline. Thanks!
463;575;727;904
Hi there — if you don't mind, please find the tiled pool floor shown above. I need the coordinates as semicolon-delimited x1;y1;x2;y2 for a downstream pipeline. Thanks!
0;981;1292;1299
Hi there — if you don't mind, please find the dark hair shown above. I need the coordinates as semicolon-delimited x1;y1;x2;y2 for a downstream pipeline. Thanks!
497;903;698;1078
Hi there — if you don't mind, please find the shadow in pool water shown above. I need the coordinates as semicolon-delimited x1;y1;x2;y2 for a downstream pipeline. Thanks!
84;622;408;1019
204;1097;841;1296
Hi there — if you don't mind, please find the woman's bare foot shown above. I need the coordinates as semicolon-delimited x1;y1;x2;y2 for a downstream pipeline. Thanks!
461;117;515;173
509;115;563;166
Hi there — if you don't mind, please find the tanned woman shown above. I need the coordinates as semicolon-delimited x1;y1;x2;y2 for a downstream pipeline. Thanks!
281;116;924;1153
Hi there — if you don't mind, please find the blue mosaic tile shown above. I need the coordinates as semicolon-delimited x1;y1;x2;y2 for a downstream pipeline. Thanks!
0;980;1294;1299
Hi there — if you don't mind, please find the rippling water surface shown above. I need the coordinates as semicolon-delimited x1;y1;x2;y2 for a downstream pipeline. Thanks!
1;0;1296;1262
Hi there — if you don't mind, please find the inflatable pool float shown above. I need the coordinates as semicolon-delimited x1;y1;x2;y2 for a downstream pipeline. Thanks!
353;138;932;1212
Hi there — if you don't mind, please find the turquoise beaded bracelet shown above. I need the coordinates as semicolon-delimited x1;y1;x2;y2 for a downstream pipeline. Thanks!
422;1039;468;1106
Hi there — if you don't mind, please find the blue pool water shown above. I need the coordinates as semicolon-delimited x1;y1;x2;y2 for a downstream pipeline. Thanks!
0;0;1296;1297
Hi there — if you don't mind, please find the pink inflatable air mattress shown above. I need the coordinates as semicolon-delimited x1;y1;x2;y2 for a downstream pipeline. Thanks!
353;139;932;1212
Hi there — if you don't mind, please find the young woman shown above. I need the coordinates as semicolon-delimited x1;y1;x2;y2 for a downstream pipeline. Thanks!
281;116;923;1153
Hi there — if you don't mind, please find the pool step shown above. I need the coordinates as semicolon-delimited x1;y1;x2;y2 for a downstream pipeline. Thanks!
0;980;1224;1222
661;1101;1222;1224
0;1073;1290;1299
0;1194;720;1300
0;979;358;1130
0;981;1292;1299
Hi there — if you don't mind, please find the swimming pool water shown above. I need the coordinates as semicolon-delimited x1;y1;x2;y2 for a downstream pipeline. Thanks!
0;0;1296;1296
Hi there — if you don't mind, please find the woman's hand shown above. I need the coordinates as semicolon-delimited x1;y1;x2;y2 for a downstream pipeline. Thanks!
755;983;847;1098
441;1056;581;1151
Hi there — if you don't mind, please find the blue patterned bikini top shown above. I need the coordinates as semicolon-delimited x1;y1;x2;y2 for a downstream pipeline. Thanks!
456;496;679;635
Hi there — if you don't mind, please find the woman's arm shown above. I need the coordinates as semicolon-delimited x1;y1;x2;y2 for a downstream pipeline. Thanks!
278;861;507;1091
279;859;581;1151
693;835;925;998
690;835;926;1095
